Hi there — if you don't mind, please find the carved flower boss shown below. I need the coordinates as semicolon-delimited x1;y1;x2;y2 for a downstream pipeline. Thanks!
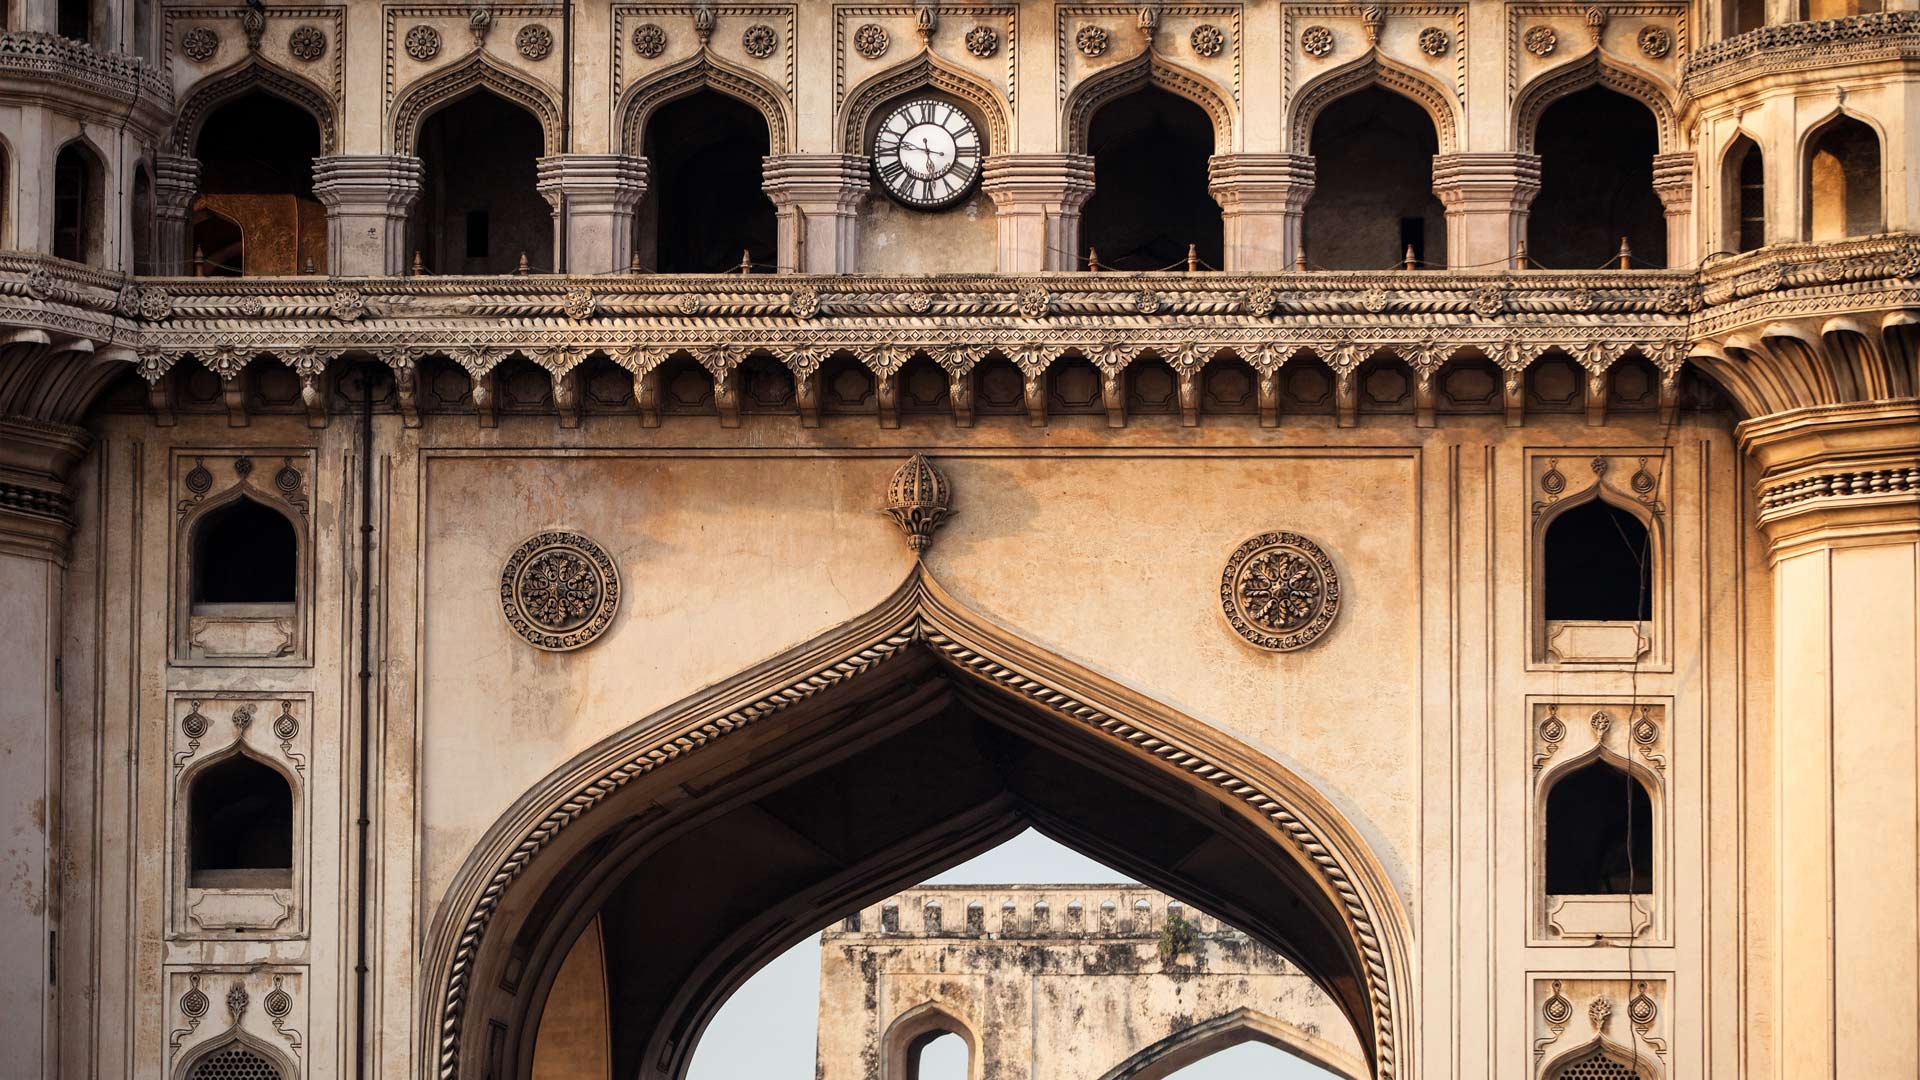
1220;531;1342;651
500;531;622;651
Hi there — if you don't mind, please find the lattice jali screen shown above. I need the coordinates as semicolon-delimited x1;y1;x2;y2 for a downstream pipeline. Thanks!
1549;1048;1646;1080
186;1046;284;1080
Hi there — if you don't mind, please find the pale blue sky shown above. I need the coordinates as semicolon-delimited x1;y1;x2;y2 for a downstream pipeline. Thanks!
685;829;1345;1080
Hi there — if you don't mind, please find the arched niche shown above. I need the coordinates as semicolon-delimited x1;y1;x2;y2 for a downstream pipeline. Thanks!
420;569;1413;1080
391;52;561;156
619;51;793;157
175;482;309;664
1800;110;1883;241
183;745;295;890
1532;483;1663;665
1720;133;1765;253
1512;54;1678;156
1079;85;1223;271
1063;50;1232;155
883;1002;981;1080
637;89;777;273
1524;84;1667;268
171;60;339;157
191;90;326;275
1288;54;1459;156
1301;84;1448;270
1541;1036;1661;1080
408;87;552;274
52;136;107;266
177;1030;297;1080
1093;1007;1368;1080
1533;737;1664;946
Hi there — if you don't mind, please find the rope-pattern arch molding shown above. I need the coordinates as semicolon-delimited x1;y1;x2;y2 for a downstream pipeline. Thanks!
391;52;562;156
172;60;339;155
1513;53;1678;154
1289;54;1460;155
619;50;792;156
1064;50;1233;154
840;53;1012;155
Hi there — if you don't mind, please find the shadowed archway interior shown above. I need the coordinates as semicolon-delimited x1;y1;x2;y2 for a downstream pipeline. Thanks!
447;577;1394;1080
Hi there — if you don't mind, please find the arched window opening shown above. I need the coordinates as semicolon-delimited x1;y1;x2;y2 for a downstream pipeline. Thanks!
908;1031;968;1080
132;163;154;274
639;90;775;273
1546;1045;1649;1079
1528;88;1664;269
1304;88;1445;270
1727;0;1765;35
194;93;325;275
188;753;293;888
57;0;90;41
1804;115;1881;241
1545;760;1653;896
1724;136;1764;253
1081;87;1221;271
415;91;550;274
1543;499;1651;622
53;142;104;265
187;1044;287;1080
191;498;298;607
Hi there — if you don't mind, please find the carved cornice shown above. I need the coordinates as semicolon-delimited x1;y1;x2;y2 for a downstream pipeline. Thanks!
0;30;174;136
1683;12;1920;96
1738;398;1920;559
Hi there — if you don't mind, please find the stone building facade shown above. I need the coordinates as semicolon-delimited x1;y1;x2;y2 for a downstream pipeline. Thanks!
0;1;1916;1079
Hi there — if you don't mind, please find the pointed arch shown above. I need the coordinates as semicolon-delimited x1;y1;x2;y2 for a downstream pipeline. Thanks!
1064;50;1233;154
1720;130;1766;252
392;51;561;156
1541;1035;1664;1080
883;1000;982;1080
176;1028;298;1080
1798;107;1883;240
171;58;338;155
419;567;1413;1080
841;50;1011;155
1513;52;1678;153
52;134;107;265
1092;1007;1369;1080
1289;52;1460;154
619;49;792;156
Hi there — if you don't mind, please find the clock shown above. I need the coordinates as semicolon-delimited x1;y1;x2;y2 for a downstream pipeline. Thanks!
872;98;984;210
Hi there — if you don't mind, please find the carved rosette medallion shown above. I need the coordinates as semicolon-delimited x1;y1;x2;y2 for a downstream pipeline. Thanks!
965;25;999;57
1418;26;1449;56
742;24;778;57
632;22;667;57
854;23;890;58
1637;24;1672;58
517;23;555;59
499;531;622;651
1220;531;1341;651
1076;25;1110;56
1190;24;1226;57
1300;25;1335;57
405;24;442;60
182;26;220;62
288;25;327;61
1523;25;1557;56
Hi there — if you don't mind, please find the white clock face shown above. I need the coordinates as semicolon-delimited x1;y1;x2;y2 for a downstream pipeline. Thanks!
873;99;983;210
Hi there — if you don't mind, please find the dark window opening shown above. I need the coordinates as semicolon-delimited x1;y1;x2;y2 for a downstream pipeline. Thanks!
1728;137;1765;253
194;93;325;275
1545;760;1652;895
639;91;776;274
1528;87;1665;269
1543;499;1652;622
907;1031;967;1080
191;498;298;606
57;0;90;41
1304;87;1445;270
415;91;550;274
1729;0;1765;35
1081;86;1221;272
189;753;293;888
1804;115;1881;241
466;209;490;259
133;165;155;274
53;142;102;265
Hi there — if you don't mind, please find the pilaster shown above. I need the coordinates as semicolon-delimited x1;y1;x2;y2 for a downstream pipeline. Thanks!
1430;153;1541;270
1206;154;1315;272
1741;398;1920;1080
1652;152;1697;269
980;154;1096;272
536;154;650;275
150;154;200;278
762;154;870;274
312;155;425;277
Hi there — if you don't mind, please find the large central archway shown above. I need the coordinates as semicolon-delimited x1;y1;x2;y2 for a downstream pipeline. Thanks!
420;570;1412;1080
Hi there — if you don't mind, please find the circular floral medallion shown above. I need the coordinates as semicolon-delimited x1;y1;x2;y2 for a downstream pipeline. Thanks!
1300;25;1335;57
1190;24;1227;57
854;22;890;58
742;23;778;57
965;25;999;57
182;26;220;63
500;531;621;651
1418;26;1450;56
1219;531;1341;651
288;24;327;61
1523;24;1557;56
517;23;555;59
404;24;441;60
1636;24;1672;58
1076;25;1110;57
632;22;667;57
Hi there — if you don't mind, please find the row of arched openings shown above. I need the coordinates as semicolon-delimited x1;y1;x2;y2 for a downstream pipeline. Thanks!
1720;114;1882;255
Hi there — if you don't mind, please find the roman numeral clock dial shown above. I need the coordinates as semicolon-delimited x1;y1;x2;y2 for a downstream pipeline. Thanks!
872;99;983;210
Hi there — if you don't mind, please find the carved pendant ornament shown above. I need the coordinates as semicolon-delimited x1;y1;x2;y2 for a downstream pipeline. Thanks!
1220;531;1341;651
500;531;621;651
882;453;953;554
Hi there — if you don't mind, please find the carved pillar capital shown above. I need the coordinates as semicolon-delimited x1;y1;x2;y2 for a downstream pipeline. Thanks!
1430;153;1542;270
0;415;92;562
980;154;1097;272
1205;154;1315;271
536;154;650;274
1739;398;1920;562
1651;151;1695;267
312;155;425;276
762;154;872;274
150;153;201;276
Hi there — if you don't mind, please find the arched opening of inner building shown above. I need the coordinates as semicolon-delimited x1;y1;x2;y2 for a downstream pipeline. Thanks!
1527;87;1665;269
187;752;294;889
1723;135;1765;253
1080;87;1222;271
1303;87;1446;270
1804;114;1882;241
52;139;105;265
192;92;326;275
638;90;777;274
189;497;298;609
1545;759;1653;897
1542;498;1652;623
414;90;551;274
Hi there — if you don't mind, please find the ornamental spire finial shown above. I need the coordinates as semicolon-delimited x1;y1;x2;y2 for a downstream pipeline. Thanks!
881;454;953;555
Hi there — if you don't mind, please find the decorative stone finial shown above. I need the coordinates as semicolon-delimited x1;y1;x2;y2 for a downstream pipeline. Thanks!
882;454;953;555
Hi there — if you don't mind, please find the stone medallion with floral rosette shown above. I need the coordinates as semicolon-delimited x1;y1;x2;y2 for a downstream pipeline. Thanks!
500;530;622;651
1219;530;1342;651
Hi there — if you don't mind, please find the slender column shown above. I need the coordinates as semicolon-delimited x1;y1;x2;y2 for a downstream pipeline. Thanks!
762;155;870;274
980;154;1096;272
1430;153;1541;270
1743;399;1920;1080
1206;154;1315;271
0;415;90;1080
1652;152;1697;269
150;154;199;277
536;154;649;275
312;155;424;277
